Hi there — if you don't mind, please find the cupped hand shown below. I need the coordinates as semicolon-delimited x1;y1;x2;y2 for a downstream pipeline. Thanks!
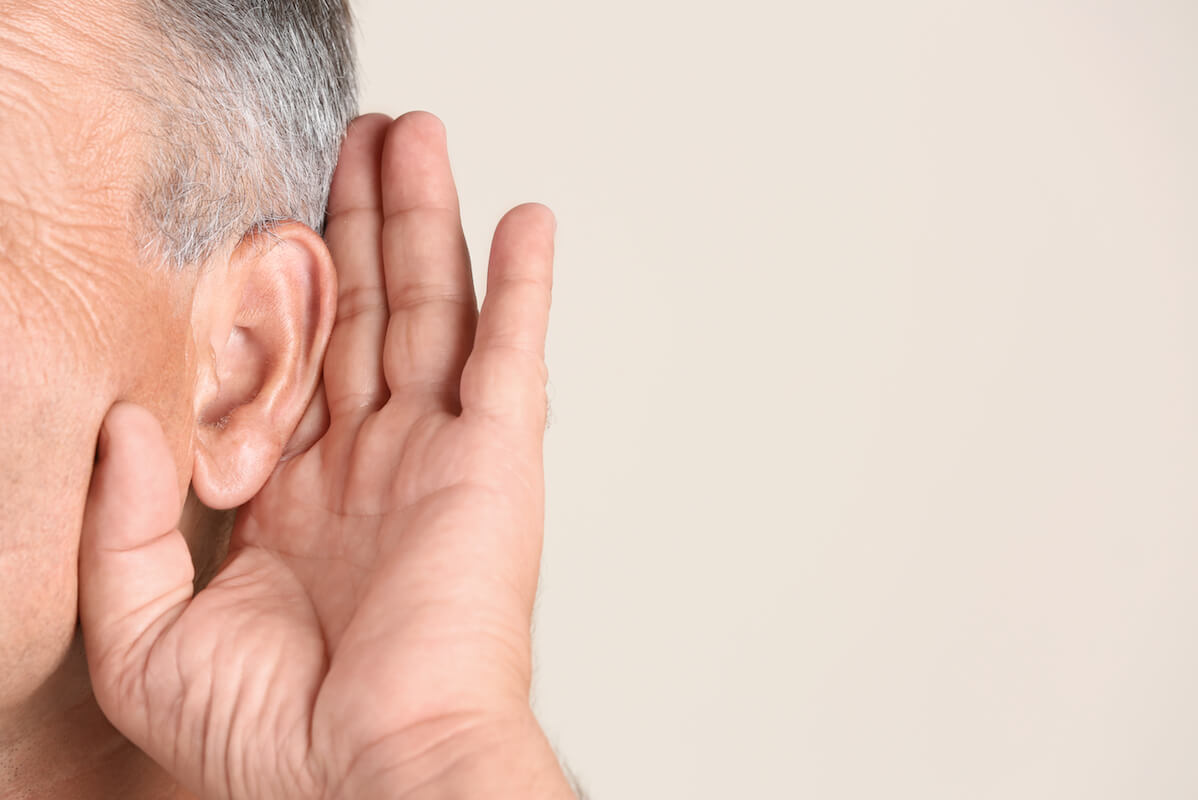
77;112;571;799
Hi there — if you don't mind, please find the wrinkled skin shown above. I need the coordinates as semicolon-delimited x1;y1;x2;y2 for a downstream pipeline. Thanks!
0;0;212;714
1;2;571;798
80;116;567;799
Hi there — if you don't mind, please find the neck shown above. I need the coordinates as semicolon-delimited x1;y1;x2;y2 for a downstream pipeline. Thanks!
0;633;192;800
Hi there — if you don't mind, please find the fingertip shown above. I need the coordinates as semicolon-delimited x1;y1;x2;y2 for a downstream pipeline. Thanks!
90;402;182;534
344;113;393;145
101;401;168;458
328;115;392;217
391;110;447;141
505;202;556;233
350;112;393;131
489;204;557;293
343;114;393;155
382;111;451;177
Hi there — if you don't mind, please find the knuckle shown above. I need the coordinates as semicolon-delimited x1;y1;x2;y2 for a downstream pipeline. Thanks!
336;285;386;325
388;282;475;315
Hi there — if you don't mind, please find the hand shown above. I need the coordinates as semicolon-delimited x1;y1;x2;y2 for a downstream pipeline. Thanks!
77;112;573;799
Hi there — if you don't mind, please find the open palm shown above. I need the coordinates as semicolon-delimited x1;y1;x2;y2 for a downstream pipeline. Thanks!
77;112;561;799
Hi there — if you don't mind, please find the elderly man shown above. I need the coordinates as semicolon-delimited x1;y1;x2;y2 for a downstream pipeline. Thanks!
0;1;575;798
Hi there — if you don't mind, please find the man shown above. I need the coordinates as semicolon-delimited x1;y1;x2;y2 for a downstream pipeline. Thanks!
0;1;577;797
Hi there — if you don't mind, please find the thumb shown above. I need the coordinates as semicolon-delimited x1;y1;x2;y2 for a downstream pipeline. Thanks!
78;401;195;731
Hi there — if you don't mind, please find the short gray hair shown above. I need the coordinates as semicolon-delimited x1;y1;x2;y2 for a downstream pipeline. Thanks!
130;0;358;267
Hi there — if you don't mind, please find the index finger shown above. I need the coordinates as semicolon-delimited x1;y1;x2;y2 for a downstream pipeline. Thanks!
323;113;392;420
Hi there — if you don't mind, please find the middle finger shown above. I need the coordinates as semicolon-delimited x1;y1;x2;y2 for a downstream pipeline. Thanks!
379;111;477;411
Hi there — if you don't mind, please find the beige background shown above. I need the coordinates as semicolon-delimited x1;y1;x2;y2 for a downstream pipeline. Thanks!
353;1;1198;797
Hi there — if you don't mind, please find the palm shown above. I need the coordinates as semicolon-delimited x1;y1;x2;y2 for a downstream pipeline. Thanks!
77;113;556;799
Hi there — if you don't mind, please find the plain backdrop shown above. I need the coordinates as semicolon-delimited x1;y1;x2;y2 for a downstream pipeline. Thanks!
353;1;1198;797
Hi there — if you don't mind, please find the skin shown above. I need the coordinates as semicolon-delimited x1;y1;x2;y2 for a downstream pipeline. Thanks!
1;2;573;798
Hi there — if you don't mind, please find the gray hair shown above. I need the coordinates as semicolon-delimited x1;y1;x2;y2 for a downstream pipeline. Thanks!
130;0;358;267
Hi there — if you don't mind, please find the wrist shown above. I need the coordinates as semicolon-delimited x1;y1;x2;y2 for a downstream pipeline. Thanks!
345;711;576;800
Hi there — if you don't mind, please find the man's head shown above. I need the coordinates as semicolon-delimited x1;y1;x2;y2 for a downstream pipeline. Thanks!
0;0;356;710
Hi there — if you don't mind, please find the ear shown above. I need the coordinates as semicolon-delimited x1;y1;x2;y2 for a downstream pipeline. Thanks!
190;223;337;509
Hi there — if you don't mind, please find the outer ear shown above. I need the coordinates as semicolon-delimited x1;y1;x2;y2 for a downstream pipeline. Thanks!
191;222;336;509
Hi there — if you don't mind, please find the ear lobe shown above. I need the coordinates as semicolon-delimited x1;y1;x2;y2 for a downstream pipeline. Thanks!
191;223;337;510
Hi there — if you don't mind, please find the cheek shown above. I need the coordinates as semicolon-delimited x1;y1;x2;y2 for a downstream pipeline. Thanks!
0;298;131;705
0;300;115;498
115;286;204;494
0;265;200;549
